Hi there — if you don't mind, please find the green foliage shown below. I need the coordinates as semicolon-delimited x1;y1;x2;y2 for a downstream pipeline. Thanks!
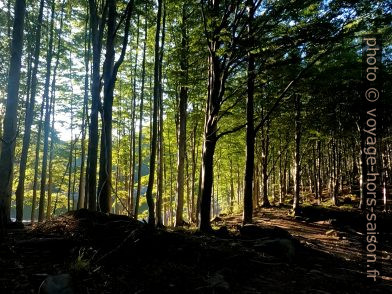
1;0;391;223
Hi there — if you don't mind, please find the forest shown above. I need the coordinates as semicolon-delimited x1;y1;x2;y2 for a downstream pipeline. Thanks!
0;0;391;293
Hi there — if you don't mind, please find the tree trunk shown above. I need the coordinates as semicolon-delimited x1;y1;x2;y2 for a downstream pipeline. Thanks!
156;1;166;227
175;4;188;227
15;0;44;222
98;0;133;213
31;90;45;222
293;95;301;214
332;139;340;206
135;13;148;219
0;0;26;232
198;1;230;231
317;140;322;201
46;94;55;220
312;141;318;203
129;15;140;216
243;1;255;223
190;124;197;222
261;122;271;207
168;121;174;226
145;0;162;225
78;14;90;210
38;0;55;222
230;159;235;213
199;130;216;232
46;0;65;219
98;0;116;213
86;0;108;211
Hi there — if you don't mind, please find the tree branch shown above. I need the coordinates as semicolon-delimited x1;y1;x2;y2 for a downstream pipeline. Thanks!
217;122;247;140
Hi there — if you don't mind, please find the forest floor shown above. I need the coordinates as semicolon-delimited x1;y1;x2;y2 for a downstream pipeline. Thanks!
1;205;391;294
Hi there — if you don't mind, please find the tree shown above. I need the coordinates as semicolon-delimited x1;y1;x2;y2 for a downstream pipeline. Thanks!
0;0;26;232
86;0;108;211
175;3;189;227
38;0;56;222
46;0;66;219
98;0;134;213
15;0;44;222
145;0;163;225
135;11;148;219
129;15;140;216
156;0;166;227
292;94;301;214
243;0;256;224
198;0;247;232
77;12;90;210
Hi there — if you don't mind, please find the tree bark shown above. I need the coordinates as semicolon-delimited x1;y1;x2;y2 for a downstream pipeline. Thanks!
98;0;116;213
199;131;217;232
46;0;65;219
129;15;140;216
293;95;301;214
198;0;230;232
261;122;271;207
98;0;133;213
243;0;256;224
0;0;26;231
15;0;44;222
156;1;166;227
175;4;188;227
78;13;90;210
190;123;197;222
38;0;56;222
86;0;108;211
145;0;163;225
135;13;148;219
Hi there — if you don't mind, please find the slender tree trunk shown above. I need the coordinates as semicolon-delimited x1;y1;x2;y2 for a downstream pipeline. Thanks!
98;0;116;213
175;4;188;227
15;0;44;222
157;100;164;226
98;0;133;213
198;16;228;231
317;140;322;201
243;1;255;223
31;94;45;222
0;0;26;231
279;138;283;205
145;0;162;225
190;124;197;222
46;92;55;220
199;46;225;230
199;132;216;231
129;15;140;216
135;14;148;219
15;49;32;222
38;0;55;222
261;122;271;207
72;140;77;210
332;139;340;206
78;14;90;210
156;2;166;227
86;0;108;211
46;0;65;218
168;122;174;226
230;159;235;213
282;150;288;202
293;95;301;214
67;138;73;211
312;141;318;203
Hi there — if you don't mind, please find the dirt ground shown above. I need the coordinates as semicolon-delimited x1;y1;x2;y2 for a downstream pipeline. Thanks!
1;206;391;294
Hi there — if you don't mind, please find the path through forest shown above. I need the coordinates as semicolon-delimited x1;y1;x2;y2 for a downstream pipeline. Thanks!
1;207;391;293
221;206;392;280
